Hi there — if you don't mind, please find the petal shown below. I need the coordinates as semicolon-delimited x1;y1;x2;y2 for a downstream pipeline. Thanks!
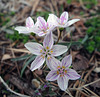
46;56;61;70
57;75;69;91
61;55;72;68
48;14;59;26
47;22;56;32
15;26;30;34
26;17;34;28
31;25;46;36
65;19;80;27
60;12;68;24
43;32;54;49
66;69;80;80
30;55;45;71
37;16;47;30
46;70;59;81
25;42;43;55
52;45;68;56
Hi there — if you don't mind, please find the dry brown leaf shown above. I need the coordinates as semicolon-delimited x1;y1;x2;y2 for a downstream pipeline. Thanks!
73;54;89;70
2;54;12;61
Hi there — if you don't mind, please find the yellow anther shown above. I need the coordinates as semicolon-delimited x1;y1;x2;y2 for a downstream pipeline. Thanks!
47;56;51;60
50;50;53;53
46;46;49;50
57;66;60;69
41;55;44;59
40;50;42;53
62;66;65;69
62;22;64;25
64;70;67;74
60;74;64;77
57;71;59;75
44;31;47;33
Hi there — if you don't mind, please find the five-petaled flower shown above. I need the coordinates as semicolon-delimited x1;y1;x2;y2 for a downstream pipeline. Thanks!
46;55;80;91
48;11;80;28
25;32;68;71
15;17;35;34
33;16;55;36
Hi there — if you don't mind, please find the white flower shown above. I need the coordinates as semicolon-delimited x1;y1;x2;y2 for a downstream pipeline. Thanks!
48;11;80;28
46;55;80;91
25;32;68;71
15;17;35;34
33;16;55;36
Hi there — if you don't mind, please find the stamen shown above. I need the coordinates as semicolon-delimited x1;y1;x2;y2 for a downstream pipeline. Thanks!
57;66;60;69
41;55;44;58
46;46;49;50
50;50;53;53
40;50;42;53
62;66;65;69
64;70;67;74
47;56;51;60
57;71;59;75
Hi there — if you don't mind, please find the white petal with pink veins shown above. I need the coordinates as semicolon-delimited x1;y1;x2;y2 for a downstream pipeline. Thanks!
52;45;68;56
46;70;59;81
26;17;34;28
30;55;45;71
66;69;80;80
25;42;43;55
43;32;54;50
60;12;68;24
61;55;72;68
57;75;69;91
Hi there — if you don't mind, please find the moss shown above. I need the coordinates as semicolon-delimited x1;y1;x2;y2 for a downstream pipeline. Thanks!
83;17;100;53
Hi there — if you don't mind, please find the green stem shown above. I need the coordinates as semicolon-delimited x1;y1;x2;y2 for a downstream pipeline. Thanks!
30;33;39;43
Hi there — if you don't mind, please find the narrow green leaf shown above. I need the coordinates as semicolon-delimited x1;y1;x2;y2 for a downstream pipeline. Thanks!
21;55;36;77
58;41;81;46
81;34;88;44
79;78;85;82
11;54;30;61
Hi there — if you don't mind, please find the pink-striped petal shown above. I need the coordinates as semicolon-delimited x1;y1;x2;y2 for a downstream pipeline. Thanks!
43;32;53;50
61;55;72;68
25;42;43;55
37;16;47;30
46;56;61;70
46;70;60;81
57;75;69;91
52;45;68;56
26;17;34;28
30;55;45;71
66;69;80;80
60;12;68;24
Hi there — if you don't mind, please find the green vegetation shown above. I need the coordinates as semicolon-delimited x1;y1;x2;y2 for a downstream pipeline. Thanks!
66;0;72;4
36;11;50;20
6;31;29;43
83;17;100;53
83;0;97;9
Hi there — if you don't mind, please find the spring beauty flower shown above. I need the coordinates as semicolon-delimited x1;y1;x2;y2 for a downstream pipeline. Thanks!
15;17;35;34
46;55;80;91
25;32;68;71
33;16;55;36
48;11;80;28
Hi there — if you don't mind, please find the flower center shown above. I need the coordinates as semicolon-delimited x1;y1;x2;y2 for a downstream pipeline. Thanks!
57;66;67;77
40;46;53;59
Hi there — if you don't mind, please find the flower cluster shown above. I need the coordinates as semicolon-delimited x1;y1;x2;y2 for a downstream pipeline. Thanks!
15;11;80;91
